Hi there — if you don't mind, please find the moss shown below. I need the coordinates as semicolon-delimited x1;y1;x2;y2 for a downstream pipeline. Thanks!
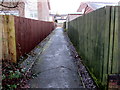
64;29;68;32
67;31;107;89
85;65;106;90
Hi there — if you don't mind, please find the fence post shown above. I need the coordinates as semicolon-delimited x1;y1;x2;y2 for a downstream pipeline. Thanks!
2;15;17;63
0;16;3;61
112;6;119;73
1;16;9;61
7;15;17;63
102;6;111;87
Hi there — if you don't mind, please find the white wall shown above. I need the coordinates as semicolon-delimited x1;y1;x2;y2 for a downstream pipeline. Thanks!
38;0;50;21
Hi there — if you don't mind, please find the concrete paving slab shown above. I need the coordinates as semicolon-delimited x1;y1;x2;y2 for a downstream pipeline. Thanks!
27;27;83;88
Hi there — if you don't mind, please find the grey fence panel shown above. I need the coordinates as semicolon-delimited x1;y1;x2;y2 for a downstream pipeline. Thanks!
67;6;120;88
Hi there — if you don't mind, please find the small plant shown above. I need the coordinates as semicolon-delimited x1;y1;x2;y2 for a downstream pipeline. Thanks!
2;74;6;80
64;28;68;32
7;84;17;89
9;70;21;79
2;60;27;89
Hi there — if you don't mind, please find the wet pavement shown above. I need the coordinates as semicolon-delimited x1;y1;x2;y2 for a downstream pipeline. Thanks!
27;27;83;88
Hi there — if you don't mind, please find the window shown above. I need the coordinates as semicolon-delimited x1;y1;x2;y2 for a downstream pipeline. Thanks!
0;10;19;16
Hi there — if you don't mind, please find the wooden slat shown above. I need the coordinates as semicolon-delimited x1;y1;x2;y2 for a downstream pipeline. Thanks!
112;7;119;73
0;16;3;60
118;6;120;73
102;7;111;85
4;16;17;63
8;16;17;63
2;16;9;60
108;6;115;74
1;15;17;63
99;7;106;82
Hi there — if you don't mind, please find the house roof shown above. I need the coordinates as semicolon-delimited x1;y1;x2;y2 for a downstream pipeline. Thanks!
86;2;117;10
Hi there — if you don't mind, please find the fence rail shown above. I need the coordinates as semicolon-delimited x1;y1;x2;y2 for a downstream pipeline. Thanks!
67;6;120;88
1;15;54;63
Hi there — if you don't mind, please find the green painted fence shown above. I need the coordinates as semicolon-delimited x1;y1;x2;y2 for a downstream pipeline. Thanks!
67;6;120;88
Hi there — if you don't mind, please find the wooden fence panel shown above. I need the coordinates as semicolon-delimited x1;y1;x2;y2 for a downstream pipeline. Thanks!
67;6;120;88
14;16;54;61
1;15;55;63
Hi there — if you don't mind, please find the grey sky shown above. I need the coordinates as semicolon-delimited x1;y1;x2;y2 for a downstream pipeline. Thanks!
50;0;119;14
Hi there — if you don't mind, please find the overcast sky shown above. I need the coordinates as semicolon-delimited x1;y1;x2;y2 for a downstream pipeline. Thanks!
50;0;120;14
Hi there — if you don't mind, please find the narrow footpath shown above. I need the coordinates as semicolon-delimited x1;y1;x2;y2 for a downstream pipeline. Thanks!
27;27;84;88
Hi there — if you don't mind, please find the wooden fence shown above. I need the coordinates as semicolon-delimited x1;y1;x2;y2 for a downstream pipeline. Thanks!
1;15;54;63
67;6;120;88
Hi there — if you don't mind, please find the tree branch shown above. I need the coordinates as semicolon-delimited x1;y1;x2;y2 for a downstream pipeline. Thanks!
0;0;19;8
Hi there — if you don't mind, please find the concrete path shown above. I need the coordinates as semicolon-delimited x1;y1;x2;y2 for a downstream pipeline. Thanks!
27;27;83;88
